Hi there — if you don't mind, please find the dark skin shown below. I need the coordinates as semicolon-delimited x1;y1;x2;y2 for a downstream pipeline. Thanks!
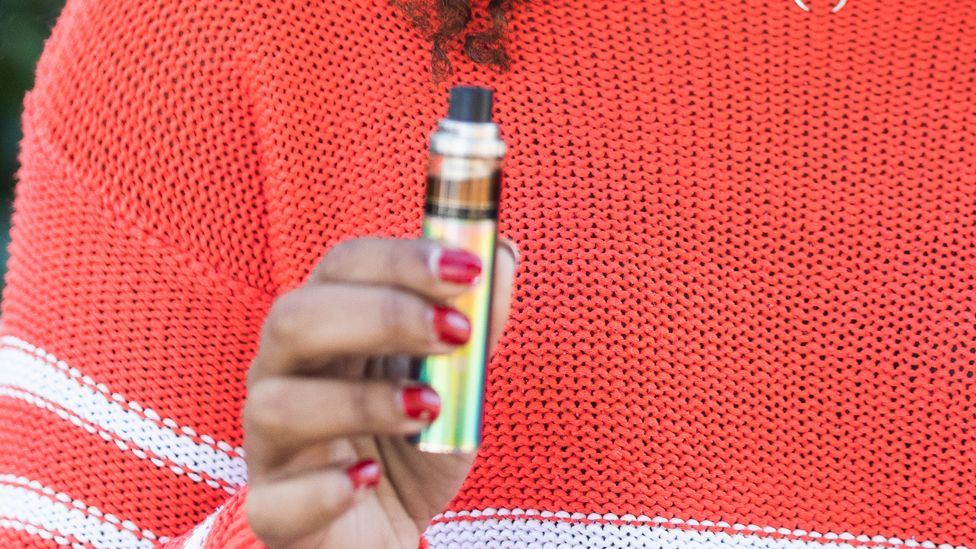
244;237;519;548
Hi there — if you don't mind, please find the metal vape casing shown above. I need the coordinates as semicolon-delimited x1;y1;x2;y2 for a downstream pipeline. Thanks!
413;87;505;453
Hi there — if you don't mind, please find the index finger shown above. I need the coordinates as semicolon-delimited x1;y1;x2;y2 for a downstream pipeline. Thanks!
312;237;483;302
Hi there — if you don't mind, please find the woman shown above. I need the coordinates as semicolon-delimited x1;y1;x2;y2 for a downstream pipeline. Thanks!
1;0;974;547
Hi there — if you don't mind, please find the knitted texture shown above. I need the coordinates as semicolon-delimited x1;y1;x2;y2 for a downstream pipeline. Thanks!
2;0;976;547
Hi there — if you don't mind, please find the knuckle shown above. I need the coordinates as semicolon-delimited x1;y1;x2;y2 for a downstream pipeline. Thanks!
350;383;375;425
246;379;290;433
386;240;426;283
245;358;263;385
378;290;406;339
317;238;356;279
244;490;273;538
378;290;422;344
351;382;395;428
263;293;303;343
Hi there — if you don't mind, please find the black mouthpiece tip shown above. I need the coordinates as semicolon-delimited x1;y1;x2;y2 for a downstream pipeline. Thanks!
447;86;493;123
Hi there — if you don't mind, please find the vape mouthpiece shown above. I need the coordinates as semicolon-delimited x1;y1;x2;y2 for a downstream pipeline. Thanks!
447;86;493;123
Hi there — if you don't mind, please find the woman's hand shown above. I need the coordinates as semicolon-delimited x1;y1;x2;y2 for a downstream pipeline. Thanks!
243;237;519;548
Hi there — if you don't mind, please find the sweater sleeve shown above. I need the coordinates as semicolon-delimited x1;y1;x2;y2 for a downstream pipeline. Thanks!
0;0;275;546
157;489;428;549
157;489;262;549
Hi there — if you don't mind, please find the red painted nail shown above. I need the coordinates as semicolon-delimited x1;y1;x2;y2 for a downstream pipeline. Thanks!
432;306;471;345
437;249;482;284
401;385;441;422
346;459;381;490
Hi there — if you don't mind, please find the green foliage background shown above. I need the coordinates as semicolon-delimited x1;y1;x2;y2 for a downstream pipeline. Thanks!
0;0;66;284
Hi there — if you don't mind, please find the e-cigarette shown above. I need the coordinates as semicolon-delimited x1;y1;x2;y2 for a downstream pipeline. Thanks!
413;86;506;453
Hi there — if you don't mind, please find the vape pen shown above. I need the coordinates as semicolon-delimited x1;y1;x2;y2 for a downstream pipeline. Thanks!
413;86;506;453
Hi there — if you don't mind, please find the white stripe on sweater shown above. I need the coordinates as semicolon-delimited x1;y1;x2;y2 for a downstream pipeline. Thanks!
1;336;245;457
0;477;162;548
0;341;247;491
180;507;220;549
425;510;969;549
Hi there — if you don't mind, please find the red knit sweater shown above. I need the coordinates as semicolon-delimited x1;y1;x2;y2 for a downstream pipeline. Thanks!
3;0;975;547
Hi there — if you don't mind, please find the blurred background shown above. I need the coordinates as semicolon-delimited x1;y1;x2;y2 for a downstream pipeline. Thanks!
0;0;65;287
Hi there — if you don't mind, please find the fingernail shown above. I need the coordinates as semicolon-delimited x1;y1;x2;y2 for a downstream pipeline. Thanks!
347;459;381;490
432;305;471;345
401;385;441;422
436;248;482;284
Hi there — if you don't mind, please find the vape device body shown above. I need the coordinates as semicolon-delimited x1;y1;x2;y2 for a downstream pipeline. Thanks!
413;86;506;453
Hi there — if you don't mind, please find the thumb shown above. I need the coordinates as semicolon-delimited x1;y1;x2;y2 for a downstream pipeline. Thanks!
487;237;519;357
